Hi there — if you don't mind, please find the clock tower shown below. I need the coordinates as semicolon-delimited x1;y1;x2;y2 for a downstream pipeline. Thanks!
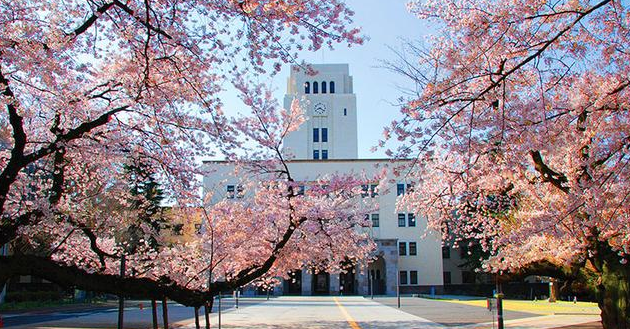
282;64;358;160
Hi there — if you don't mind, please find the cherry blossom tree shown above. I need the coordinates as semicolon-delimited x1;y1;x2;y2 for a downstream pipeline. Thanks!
385;1;630;327
0;0;371;309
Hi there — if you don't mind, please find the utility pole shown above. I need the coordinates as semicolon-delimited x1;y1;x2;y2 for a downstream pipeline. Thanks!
118;255;126;329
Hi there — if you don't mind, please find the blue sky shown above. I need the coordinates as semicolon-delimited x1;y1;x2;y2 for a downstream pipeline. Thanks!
223;0;432;158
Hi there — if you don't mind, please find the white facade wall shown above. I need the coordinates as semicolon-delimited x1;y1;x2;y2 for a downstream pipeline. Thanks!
202;64;443;295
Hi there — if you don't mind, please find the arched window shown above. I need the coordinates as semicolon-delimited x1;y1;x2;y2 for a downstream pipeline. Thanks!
321;81;327;94
329;81;335;94
304;82;310;94
313;81;319;94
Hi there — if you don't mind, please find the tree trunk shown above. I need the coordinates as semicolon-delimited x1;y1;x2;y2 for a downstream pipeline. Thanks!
596;255;630;329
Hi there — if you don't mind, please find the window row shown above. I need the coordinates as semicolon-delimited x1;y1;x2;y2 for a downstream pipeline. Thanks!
226;184;244;199
398;213;416;227
313;128;328;142
398;241;417;256
304;81;335;94
396;183;414;196
361;184;378;198
313;150;328;160
399;270;419;285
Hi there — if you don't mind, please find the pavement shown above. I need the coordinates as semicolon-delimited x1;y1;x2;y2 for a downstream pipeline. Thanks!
0;296;602;329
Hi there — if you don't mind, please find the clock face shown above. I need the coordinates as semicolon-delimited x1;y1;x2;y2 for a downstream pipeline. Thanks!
313;102;327;116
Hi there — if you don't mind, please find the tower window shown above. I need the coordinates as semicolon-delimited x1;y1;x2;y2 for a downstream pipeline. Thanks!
313;128;319;142
330;81;335;93
321;81;327;94
313;81;319;94
304;82;310;94
313;150;319;160
322;150;328;159
321;128;328;142
344;108;347;116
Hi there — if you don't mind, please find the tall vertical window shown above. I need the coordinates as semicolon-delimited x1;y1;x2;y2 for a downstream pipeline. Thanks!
236;185;244;198
313;128;319;142
313;81;319;94
360;185;369;198
408;213;416;227
370;184;378;197
298;185;305;195
304;82;310;94
398;213;406;227
313;150;319;160
399;271;408;285
321;150;328;159
371;214;380;227
398;242;407;256
330;81;335;93
343;108;347;116
443;271;452;285
397;183;405;196
410;271;418;285
442;246;451;259
409;242;417;256
321;128;328;142
226;185;235;199
321;81;327;93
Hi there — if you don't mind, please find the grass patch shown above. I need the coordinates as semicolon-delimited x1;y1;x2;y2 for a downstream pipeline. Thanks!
445;299;600;315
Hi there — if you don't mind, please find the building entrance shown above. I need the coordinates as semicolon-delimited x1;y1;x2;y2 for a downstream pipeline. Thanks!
311;272;330;295
368;256;386;295
286;270;302;295
339;267;357;295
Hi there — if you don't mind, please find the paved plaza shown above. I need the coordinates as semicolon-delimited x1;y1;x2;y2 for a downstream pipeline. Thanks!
1;296;601;329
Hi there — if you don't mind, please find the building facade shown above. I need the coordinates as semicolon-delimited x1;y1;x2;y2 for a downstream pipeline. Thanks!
203;64;443;295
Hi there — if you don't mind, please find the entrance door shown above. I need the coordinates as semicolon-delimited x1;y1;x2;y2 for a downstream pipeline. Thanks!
312;272;330;295
339;268;356;295
286;270;302;295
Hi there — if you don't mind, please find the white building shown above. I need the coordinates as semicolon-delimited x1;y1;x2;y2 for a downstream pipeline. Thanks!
203;64;443;295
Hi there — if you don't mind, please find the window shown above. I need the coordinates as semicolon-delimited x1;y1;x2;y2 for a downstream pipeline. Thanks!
397;183;405;196
321;81;327;93
398;242;407;256
399;271;408;285
443;271;452;285
343;108;347;116
313;81;319;94
304;82;310;94
313;150;319;160
361;184;369;198
226;185;235;199
409;242;417;256
297;185;305;196
408;213;416;227
410;271;418;285
194;223;202;234
236;185;244;198
398;213;406;227
321;128;328;142
462;271;475;284
397;183;414;196
371;214;380;227
370;184;378;197
442;246;451;259
330;81;335;93
313;128;319;142
322;150;328;159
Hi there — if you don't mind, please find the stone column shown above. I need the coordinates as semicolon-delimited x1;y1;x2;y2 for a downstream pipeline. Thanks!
301;269;312;296
357;262;369;295
330;273;340;295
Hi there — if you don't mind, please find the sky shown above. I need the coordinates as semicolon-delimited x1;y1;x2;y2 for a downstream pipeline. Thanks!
222;0;434;159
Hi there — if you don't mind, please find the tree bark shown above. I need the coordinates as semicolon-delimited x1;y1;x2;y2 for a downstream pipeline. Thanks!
595;248;630;329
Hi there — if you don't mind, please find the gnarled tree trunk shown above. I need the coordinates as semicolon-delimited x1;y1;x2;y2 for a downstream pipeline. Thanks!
593;241;630;329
